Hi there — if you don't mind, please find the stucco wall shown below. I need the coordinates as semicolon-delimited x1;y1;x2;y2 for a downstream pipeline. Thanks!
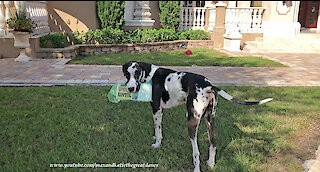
262;1;295;22
150;1;161;29
0;37;40;58
240;33;263;45
47;1;98;33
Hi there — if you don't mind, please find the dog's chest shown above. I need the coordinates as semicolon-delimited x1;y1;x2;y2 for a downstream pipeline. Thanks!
160;72;187;109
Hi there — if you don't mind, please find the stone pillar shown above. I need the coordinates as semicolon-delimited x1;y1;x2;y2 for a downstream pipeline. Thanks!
14;1;26;14
4;1;13;36
237;1;251;7
123;1;155;30
213;1;227;49
223;25;242;52
204;8;210;31
0;1;5;36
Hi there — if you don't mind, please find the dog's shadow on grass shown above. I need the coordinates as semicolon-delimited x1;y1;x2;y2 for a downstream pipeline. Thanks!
103;86;291;171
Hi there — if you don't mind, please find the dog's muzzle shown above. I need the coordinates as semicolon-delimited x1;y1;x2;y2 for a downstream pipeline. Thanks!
126;83;141;93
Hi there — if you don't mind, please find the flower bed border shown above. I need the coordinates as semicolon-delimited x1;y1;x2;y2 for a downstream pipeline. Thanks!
36;40;214;59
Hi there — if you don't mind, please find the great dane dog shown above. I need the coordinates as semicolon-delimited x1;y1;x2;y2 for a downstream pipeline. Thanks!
122;61;272;171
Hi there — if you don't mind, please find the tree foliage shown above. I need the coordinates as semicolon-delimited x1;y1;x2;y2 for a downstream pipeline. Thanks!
96;1;125;29
159;1;180;30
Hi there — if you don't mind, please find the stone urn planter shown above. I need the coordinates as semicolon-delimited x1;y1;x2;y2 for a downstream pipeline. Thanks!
6;10;36;62
13;31;31;62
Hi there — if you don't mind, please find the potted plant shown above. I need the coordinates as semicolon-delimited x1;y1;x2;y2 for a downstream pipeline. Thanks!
6;11;36;62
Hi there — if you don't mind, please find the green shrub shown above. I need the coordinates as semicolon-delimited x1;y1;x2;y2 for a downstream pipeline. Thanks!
159;1;180;30
178;30;210;40
96;1;125;29
6;11;36;33
40;33;67;48
73;29;210;45
40;33;82;48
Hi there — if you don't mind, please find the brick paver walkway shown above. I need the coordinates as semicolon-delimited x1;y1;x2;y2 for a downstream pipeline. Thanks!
0;53;320;86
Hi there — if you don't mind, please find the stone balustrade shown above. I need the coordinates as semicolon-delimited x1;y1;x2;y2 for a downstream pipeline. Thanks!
25;1;50;36
225;7;265;33
0;1;50;37
180;7;206;30
179;6;265;34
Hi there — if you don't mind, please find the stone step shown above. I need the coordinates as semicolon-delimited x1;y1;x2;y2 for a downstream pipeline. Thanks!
295;33;320;40
246;41;320;49
243;46;320;53
254;38;320;45
241;33;320;53
245;39;320;50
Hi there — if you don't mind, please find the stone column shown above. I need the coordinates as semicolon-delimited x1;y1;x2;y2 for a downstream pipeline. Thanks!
14;1;26;14
4;1;14;36
204;8;210;31
123;1;155;30
213;1;227;49
0;1;5;36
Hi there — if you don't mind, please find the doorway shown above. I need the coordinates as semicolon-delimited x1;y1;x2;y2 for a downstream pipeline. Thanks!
299;1;320;28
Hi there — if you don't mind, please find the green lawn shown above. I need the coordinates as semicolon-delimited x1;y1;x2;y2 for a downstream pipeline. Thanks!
70;48;285;67
1;86;319;171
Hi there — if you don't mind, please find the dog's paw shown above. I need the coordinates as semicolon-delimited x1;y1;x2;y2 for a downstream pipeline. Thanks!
194;167;201;172
206;159;215;169
151;142;161;148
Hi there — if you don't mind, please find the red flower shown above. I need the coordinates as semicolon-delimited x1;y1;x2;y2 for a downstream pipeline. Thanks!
186;50;192;55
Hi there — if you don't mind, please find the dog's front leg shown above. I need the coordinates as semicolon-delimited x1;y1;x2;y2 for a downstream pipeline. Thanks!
151;102;163;148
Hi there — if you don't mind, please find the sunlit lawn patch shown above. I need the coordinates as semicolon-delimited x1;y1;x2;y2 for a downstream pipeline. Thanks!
1;86;319;171
70;48;285;67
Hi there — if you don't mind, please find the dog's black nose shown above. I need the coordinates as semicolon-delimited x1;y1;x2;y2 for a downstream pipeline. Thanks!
128;87;134;92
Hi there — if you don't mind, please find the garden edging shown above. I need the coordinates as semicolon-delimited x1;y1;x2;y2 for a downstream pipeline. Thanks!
36;40;214;59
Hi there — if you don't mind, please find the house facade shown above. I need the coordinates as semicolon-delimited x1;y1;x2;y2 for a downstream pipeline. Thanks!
0;1;319;58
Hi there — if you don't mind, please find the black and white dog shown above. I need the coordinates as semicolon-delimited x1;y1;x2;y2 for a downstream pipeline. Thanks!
122;61;272;171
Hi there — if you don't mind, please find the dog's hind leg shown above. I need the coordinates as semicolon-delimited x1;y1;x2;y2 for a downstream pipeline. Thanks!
205;97;218;169
187;95;202;172
151;101;163;148
188;115;201;172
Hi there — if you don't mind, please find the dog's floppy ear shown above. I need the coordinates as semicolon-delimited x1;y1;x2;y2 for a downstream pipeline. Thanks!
122;61;133;73
137;62;152;76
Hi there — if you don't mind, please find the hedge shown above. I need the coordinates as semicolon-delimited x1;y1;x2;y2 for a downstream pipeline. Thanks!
159;1;180;30
96;1;125;29
74;28;210;45
40;29;211;48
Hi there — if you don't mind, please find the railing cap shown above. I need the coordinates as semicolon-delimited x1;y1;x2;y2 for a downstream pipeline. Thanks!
215;1;227;7
227;7;266;9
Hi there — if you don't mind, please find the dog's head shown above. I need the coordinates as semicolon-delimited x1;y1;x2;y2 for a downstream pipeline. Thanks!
122;61;152;93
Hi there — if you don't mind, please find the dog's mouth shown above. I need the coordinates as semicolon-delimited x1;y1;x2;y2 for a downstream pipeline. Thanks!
126;84;141;93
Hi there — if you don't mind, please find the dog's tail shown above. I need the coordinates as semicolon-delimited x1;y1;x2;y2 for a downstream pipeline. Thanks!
211;86;273;105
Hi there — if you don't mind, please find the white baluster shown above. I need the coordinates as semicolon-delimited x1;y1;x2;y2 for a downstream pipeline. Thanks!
179;8;183;30
225;9;229;33
240;9;245;33
192;8;196;30
201;9;205;30
247;9;252;33
196;9;201;30
184;8;188;30
257;8;263;32
252;9;258;32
